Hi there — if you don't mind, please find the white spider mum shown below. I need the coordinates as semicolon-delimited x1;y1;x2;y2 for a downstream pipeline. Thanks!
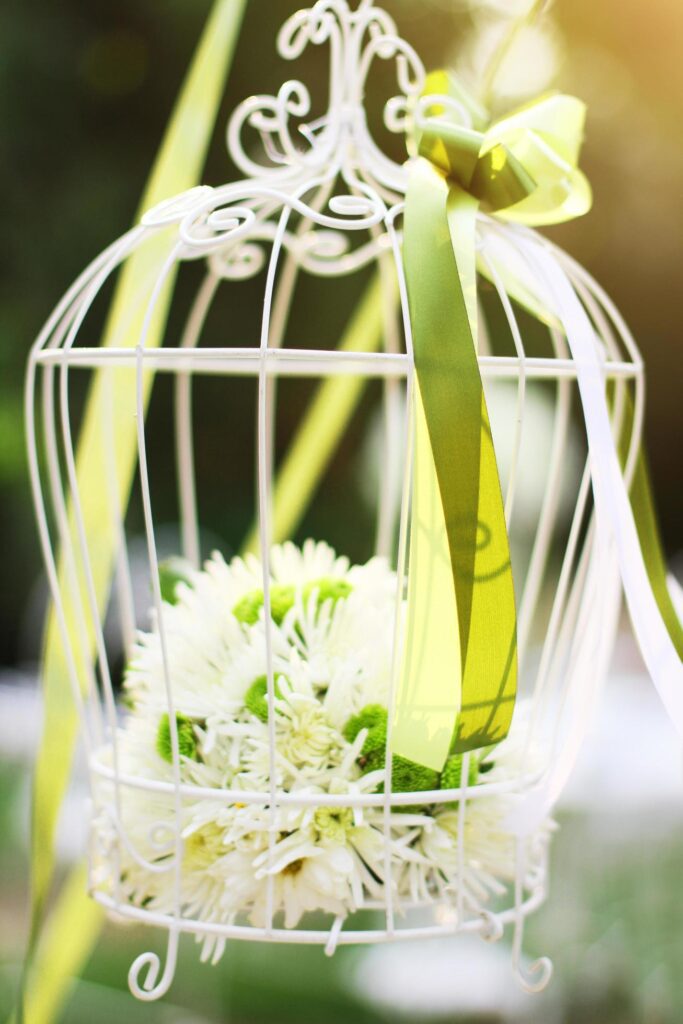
91;541;551;962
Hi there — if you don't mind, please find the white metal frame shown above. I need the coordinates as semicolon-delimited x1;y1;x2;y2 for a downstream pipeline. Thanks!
26;0;643;1003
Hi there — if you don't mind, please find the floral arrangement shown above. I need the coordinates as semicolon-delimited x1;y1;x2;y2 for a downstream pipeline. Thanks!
94;542;550;963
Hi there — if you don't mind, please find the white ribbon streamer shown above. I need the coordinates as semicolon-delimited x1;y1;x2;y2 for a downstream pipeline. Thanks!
527;238;683;691
503;232;682;835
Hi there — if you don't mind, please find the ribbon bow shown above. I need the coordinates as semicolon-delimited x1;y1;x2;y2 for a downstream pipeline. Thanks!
392;73;592;772
418;71;591;225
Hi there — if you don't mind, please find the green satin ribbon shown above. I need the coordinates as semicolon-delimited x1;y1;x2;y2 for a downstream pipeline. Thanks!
393;72;592;771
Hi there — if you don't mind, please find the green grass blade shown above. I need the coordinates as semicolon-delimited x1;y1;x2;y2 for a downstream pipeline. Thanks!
14;865;101;1024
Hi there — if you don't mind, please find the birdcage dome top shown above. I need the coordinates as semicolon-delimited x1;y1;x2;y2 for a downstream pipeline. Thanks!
33;0;644;390
136;0;427;281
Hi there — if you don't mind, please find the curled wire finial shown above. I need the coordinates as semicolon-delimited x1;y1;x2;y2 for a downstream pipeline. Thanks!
227;0;424;187
479;909;505;943
513;953;554;994
141;186;214;228
128;929;179;1002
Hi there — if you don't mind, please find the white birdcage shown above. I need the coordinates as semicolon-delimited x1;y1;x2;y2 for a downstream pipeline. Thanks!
27;0;675;1004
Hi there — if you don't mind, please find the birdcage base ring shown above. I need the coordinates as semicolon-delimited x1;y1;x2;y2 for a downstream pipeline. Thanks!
92;882;547;947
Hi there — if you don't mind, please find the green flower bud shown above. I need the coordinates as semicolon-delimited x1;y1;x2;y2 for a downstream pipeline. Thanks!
374;753;440;795
244;674;285;722
438;753;479;808
303;577;353;611
343;704;439;812
233;584;295;626
156;712;199;763
158;556;194;606
233;577;352;629
342;704;387;747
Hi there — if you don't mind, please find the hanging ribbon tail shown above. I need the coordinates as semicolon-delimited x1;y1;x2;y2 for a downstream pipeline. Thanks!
392;158;517;772
503;235;683;840
523;238;683;701
480;227;683;664
394;65;681;772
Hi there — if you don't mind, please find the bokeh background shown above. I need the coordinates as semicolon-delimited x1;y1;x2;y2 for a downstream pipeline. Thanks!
1;1;682;1022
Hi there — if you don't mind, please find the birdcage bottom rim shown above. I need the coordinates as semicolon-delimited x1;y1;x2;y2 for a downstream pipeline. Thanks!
92;884;546;946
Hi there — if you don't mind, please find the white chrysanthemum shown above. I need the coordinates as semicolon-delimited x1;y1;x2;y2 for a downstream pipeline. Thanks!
91;541;551;962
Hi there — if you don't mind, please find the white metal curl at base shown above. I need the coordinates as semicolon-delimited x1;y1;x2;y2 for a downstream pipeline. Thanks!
102;879;552;996
127;930;179;1002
